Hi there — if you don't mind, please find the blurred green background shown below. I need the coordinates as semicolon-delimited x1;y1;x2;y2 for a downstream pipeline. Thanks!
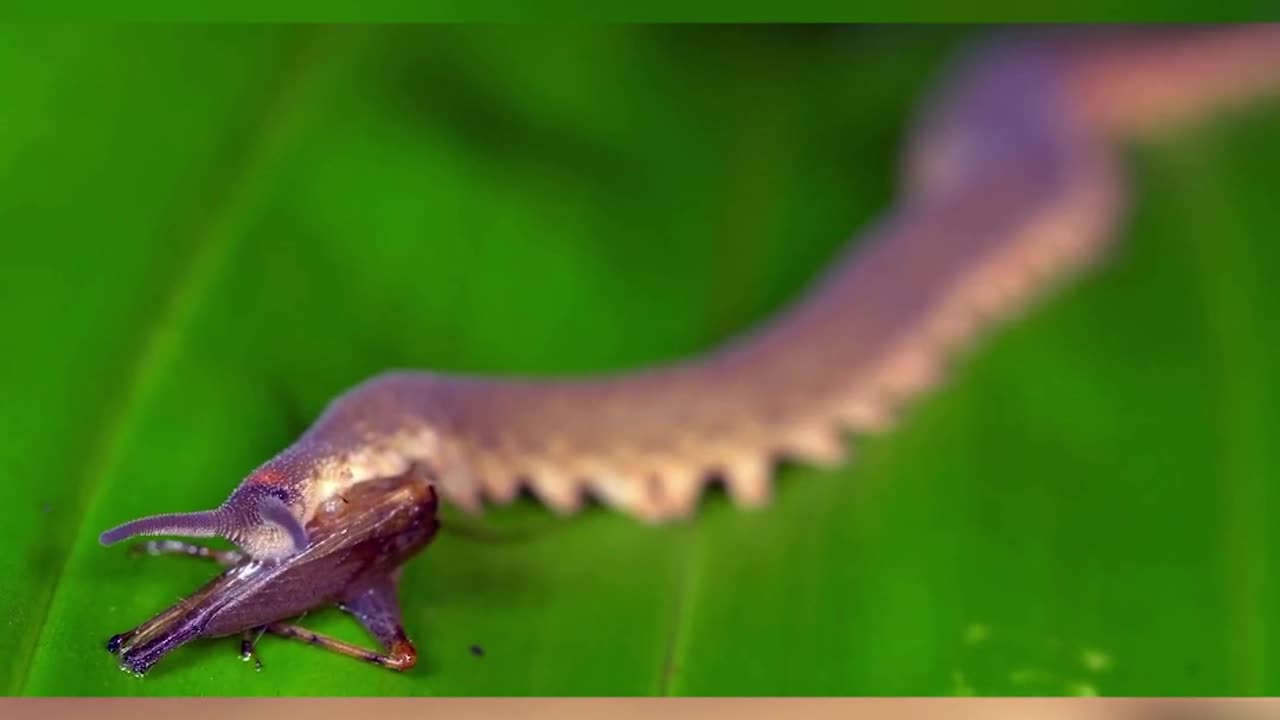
1;25;1279;696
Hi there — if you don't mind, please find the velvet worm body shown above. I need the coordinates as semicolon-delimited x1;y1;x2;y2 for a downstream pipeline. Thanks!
98;27;1280;676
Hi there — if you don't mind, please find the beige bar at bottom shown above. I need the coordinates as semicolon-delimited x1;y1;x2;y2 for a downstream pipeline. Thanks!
2;698;1279;720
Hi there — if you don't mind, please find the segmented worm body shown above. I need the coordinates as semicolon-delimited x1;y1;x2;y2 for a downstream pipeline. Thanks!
99;27;1280;675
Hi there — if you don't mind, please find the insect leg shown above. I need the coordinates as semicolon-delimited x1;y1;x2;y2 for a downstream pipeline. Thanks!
239;627;265;671
262;621;416;671
337;577;418;671
128;539;244;566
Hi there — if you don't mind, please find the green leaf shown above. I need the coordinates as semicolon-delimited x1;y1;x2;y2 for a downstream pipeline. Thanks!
3;26;1278;695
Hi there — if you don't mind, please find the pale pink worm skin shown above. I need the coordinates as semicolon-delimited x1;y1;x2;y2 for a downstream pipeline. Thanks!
101;27;1280;561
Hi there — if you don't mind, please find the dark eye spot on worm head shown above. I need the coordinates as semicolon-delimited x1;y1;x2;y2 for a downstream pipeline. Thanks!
469;644;485;658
